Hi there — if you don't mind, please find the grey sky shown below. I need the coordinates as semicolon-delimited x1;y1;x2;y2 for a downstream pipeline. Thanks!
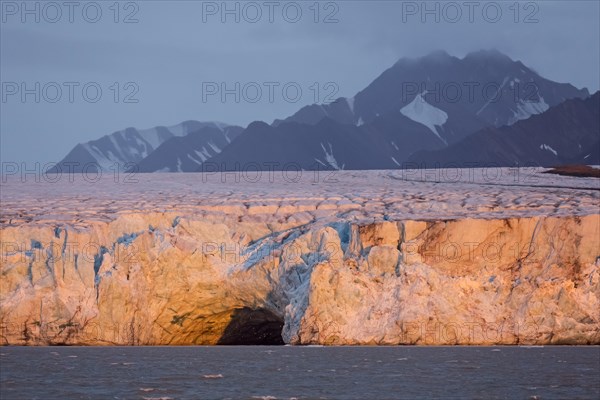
1;0;599;165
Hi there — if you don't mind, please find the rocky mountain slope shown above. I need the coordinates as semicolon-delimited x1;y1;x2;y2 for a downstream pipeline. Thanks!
49;121;239;173
1;169;598;345
205;50;589;171
133;125;244;173
276;49;588;130
409;92;600;167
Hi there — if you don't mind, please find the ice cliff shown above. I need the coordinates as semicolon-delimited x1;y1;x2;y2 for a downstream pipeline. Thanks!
1;169;599;345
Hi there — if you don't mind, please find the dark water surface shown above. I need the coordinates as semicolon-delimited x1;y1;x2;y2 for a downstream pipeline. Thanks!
1;346;598;399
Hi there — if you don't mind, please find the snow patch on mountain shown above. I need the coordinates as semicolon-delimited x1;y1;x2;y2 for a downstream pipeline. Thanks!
82;144;116;170
319;105;330;116
195;148;211;162
509;97;549;125
187;154;202;165
208;141;221;153
346;97;355;113
212;121;228;132
223;129;232;143
317;142;343;170
165;123;186;137
540;144;558;156
400;92;448;144
138;127;165;149
477;76;510;116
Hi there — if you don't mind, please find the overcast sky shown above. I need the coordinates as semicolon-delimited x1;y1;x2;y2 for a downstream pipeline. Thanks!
1;0;599;165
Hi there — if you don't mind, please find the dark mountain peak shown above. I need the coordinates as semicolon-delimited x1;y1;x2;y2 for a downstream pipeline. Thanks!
246;120;272;131
394;49;515;70
395;50;455;66
463;49;514;64
422;49;452;60
181;119;201;125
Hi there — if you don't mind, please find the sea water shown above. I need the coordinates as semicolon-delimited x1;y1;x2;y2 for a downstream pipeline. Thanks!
1;346;598;399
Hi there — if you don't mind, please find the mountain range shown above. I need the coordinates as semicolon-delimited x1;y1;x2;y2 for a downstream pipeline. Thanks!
48;121;241;173
50;50;595;173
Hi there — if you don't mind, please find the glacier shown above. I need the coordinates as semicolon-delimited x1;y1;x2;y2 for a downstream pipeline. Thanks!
0;169;598;345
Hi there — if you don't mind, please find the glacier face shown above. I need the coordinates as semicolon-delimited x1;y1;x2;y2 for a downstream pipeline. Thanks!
1;169;599;345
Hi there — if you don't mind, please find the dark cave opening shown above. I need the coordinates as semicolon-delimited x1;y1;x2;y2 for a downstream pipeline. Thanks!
217;307;285;345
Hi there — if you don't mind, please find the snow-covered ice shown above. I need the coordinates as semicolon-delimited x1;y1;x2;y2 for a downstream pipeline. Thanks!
1;168;598;229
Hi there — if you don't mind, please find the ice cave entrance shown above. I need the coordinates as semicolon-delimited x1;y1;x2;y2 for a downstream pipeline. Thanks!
217;307;285;345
